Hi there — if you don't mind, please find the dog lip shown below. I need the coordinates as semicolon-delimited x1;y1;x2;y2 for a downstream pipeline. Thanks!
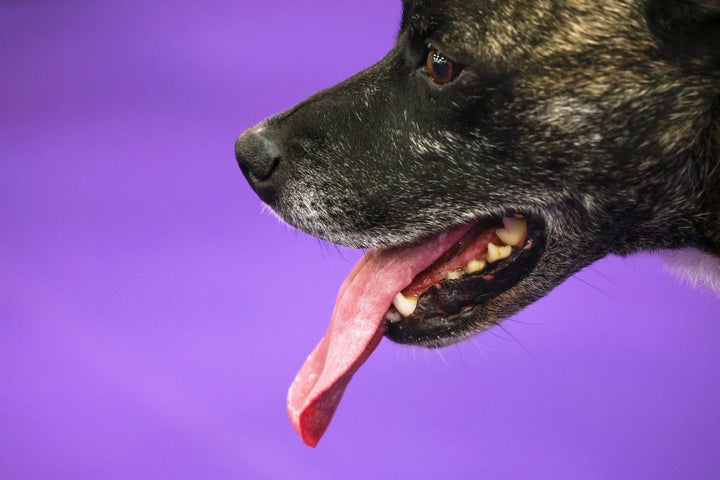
383;216;546;346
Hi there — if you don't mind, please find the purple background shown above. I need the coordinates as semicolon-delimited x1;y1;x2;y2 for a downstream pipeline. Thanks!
2;1;720;478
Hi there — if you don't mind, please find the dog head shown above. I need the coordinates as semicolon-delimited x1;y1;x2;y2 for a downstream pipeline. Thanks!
236;0;720;347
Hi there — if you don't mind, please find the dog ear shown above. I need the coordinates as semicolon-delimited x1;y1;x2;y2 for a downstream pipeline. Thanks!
646;0;720;58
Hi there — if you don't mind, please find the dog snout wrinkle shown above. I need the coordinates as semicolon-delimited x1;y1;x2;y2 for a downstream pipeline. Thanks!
235;128;282;182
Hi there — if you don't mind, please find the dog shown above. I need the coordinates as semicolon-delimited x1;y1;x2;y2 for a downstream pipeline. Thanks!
235;0;720;446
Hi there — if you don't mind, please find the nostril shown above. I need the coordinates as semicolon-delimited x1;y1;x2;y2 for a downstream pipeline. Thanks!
235;128;282;181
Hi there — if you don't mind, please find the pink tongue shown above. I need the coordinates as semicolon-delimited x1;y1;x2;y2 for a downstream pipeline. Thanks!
287;224;473;447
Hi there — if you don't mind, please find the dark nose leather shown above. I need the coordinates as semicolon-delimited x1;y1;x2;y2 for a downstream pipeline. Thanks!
235;126;281;181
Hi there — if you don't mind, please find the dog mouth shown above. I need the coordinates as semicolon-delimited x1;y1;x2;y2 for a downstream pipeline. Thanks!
287;213;546;447
384;215;545;345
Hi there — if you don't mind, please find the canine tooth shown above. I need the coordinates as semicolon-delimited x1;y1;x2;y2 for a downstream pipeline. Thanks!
447;269;464;280
487;243;512;263
465;259;487;274
392;292;419;317
496;217;527;247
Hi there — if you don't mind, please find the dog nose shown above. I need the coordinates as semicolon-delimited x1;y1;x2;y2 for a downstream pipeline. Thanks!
235;126;282;181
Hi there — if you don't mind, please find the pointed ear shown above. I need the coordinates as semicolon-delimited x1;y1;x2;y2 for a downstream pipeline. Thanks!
646;0;720;58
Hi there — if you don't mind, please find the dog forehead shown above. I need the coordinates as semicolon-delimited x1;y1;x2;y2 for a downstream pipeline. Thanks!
400;0;554;60
401;0;511;61
401;0;495;39
400;0;649;62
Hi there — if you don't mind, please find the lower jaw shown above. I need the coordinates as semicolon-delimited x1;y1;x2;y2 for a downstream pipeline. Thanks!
384;302;493;346
384;216;546;346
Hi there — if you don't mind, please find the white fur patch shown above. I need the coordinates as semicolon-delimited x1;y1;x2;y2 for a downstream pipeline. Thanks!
660;248;720;296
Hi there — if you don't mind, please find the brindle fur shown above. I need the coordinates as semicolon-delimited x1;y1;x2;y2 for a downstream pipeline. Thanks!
236;0;720;347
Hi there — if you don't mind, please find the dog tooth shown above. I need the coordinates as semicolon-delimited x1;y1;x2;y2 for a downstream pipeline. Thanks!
487;243;512;263
496;217;527;247
392;292;419;317
465;259;487;274
385;310;403;324
447;269;464;280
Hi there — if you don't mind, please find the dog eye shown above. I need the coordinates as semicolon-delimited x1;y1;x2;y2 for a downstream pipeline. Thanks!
426;49;462;85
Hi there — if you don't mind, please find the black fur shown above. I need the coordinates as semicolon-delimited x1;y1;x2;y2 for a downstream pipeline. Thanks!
236;0;720;347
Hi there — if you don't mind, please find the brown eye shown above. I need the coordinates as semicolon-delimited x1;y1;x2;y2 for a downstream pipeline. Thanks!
426;49;460;85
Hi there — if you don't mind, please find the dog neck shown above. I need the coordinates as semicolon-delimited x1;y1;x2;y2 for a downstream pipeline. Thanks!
661;248;720;296
661;104;720;297
702;115;720;255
